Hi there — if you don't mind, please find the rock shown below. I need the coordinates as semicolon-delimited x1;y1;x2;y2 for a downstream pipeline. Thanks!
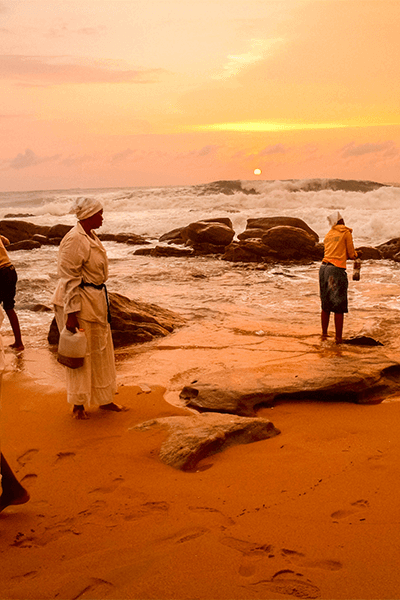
190;242;227;255
342;336;383;346
262;226;317;259
376;238;400;259
132;412;280;470
356;246;382;260
159;227;187;244
222;240;276;263
47;224;73;239
239;217;319;243
7;240;42;251
181;221;235;247
134;245;194;257
178;361;400;416
4;213;35;219
99;233;150;245
0;220;50;243
160;218;234;245
48;291;185;347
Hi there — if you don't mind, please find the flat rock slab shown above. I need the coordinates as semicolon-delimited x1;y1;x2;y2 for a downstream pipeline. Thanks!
132;413;280;471
178;348;400;416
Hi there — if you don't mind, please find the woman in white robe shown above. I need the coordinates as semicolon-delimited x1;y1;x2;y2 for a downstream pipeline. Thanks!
0;307;30;512
52;198;122;419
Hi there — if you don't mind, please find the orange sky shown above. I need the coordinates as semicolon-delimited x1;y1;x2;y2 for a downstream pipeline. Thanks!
1;0;400;191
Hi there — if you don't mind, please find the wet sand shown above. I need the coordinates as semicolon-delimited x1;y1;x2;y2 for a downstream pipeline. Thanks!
1;336;400;600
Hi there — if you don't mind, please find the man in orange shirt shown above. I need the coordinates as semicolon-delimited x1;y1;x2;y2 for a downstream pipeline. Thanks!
319;211;359;344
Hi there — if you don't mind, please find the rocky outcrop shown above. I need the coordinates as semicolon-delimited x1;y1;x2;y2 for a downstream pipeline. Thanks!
222;226;323;264
262;226;318;260
48;291;185;347
181;220;235;247
0;220;150;249
355;246;382;260
132;413;280;470
0;220;50;243
134;246;194;258
159;218;234;246
238;217;319;243
178;362;400;416
376;238;400;259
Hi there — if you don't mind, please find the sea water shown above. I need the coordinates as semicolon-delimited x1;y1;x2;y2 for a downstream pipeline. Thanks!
1;179;400;387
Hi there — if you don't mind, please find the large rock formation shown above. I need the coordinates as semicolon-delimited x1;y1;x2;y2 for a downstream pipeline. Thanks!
132;413;280;470
178;361;400;416
238;217;319;243
1;220;149;249
48;291;185;347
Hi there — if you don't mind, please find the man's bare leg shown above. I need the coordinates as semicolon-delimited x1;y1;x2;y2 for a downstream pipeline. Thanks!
334;313;344;344
321;309;330;337
5;308;24;350
0;454;30;513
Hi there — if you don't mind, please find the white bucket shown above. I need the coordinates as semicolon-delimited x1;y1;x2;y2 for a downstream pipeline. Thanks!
57;328;87;369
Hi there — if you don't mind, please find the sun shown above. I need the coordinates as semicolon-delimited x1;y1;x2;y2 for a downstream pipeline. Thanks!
254;168;262;175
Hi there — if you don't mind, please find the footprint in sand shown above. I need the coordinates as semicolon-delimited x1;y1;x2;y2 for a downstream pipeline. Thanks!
331;499;369;521
55;451;76;461
17;449;39;467
249;569;320;599
124;501;169;521
55;577;115;600
281;548;342;571
188;506;235;528
89;477;124;495
220;536;274;557
162;527;209;545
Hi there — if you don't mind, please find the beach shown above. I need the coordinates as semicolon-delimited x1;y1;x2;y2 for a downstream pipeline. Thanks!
1;318;400;600
1;179;400;598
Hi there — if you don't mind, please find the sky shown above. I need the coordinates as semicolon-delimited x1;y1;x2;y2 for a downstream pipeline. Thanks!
1;0;400;191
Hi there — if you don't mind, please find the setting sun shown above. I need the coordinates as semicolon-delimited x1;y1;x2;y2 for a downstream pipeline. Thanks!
254;168;262;175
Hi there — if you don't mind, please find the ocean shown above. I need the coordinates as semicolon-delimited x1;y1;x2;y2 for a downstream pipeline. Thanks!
1;178;400;391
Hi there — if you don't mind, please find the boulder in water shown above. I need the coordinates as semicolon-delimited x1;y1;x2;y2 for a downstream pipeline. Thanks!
48;291;185;348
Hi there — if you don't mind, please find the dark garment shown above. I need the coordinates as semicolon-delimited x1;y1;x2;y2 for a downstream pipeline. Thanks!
319;262;348;314
0;264;17;310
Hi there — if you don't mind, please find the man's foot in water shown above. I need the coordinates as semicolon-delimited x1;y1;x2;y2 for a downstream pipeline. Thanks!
9;341;24;351
99;402;128;412
72;404;89;419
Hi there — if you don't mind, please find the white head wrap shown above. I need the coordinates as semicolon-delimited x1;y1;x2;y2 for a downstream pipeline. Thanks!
327;210;343;228
73;197;103;221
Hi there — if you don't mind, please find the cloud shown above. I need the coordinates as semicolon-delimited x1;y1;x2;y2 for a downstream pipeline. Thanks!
215;37;284;80
61;154;96;167
260;144;287;156
111;149;136;163
0;55;167;86
341;141;398;159
46;23;106;38
176;145;219;160
9;148;61;170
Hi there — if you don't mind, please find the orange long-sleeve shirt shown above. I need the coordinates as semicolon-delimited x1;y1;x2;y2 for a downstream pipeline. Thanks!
323;224;357;269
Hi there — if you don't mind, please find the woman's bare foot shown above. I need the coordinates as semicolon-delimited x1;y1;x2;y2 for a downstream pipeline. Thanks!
72;404;89;419
99;402;128;412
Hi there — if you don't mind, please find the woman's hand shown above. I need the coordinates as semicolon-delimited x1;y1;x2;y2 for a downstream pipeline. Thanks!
65;312;79;333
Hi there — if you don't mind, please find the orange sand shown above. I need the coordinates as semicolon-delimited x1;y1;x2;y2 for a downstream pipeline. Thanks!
1;364;400;600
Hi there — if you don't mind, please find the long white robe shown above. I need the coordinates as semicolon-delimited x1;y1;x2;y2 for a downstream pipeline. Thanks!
52;223;116;407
